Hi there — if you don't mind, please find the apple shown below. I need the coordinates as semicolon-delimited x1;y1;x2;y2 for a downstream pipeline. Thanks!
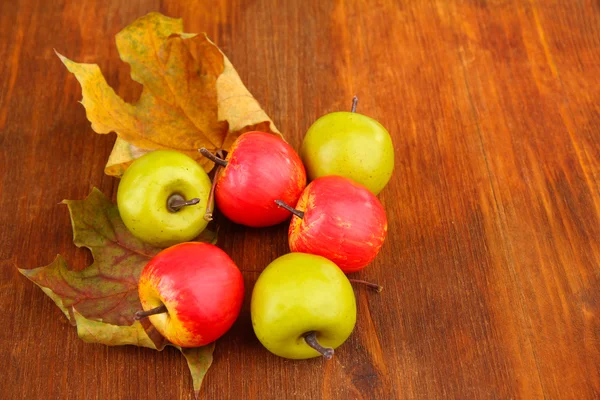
117;150;212;248
199;131;306;227
135;242;244;347
251;252;356;359
300;97;394;195
276;175;387;273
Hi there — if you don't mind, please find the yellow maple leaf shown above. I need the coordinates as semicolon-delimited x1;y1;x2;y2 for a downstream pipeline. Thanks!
58;12;281;176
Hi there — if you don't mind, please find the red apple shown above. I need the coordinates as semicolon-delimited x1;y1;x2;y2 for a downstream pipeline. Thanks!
276;176;387;273
199;131;306;227
135;242;244;347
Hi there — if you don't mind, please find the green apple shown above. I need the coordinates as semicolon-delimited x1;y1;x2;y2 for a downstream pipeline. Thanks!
117;150;212;247
300;97;394;195
251;252;357;360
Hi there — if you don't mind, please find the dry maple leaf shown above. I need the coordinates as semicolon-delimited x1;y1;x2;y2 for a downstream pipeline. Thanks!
19;188;217;395
58;12;281;177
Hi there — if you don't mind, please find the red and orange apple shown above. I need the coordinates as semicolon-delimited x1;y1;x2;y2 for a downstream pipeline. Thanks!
276;175;387;273
135;242;244;347
199;131;306;227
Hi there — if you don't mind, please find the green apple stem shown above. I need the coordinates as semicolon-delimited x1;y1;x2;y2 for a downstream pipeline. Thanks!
351;96;358;113
274;200;304;219
304;331;334;360
349;279;383;293
199;148;228;167
167;194;200;213
134;304;168;320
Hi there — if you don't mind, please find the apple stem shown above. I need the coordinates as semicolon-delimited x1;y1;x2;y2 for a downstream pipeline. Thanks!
167;194;200;213
349;279;383;293
274;200;304;219
199;148;228;167
134;304;168;320
304;331;334;360
351;96;358;113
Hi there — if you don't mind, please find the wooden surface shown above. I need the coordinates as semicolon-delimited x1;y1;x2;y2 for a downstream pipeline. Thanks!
2;0;599;399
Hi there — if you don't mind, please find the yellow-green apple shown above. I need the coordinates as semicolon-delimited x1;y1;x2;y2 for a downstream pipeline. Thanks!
135;242;244;347
199;131;306;227
117;150;212;247
300;97;394;195
276;175;387;273
251;253;356;359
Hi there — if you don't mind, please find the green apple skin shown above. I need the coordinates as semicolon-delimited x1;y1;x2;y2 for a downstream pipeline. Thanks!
117;150;212;248
301;112;394;195
251;253;357;359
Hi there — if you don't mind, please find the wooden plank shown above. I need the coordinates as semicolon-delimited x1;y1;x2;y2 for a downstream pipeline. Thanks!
1;0;599;399
444;1;600;397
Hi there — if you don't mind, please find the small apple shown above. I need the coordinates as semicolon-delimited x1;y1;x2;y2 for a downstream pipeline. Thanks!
276;175;387;273
199;131;306;227
135;242;244;347
117;150;212;247
300;97;394;195
251;252;356;359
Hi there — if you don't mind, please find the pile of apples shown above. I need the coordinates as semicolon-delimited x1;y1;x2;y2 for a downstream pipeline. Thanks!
121;98;394;360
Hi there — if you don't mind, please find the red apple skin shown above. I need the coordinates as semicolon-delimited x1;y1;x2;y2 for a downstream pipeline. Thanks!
288;176;388;273
138;242;244;347
215;132;306;227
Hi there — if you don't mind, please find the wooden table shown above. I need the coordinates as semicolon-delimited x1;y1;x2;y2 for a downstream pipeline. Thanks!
2;1;599;399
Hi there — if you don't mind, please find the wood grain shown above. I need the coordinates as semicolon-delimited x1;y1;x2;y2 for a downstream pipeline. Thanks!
1;0;599;399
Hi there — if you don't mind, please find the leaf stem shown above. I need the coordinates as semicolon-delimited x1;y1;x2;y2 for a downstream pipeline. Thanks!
304;331;334;359
134;304;168;320
199;148;228;167
351;96;358;113
275;200;304;219
349;279;383;293
204;165;222;222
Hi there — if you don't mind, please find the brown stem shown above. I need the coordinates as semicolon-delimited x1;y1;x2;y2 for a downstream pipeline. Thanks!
199;148;228;167
167;194;200;213
134;304;168;320
204;164;222;222
349;279;383;293
351;96;358;113
303;331;334;359
275;200;304;219
203;150;226;221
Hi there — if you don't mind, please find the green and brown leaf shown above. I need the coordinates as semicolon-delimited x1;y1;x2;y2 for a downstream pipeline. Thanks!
19;188;216;392
58;12;281;177
180;343;217;396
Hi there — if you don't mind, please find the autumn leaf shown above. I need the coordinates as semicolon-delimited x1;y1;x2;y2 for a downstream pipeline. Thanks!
73;309;160;349
58;12;281;177
180;344;217;397
19;188;216;391
19;189;162;332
